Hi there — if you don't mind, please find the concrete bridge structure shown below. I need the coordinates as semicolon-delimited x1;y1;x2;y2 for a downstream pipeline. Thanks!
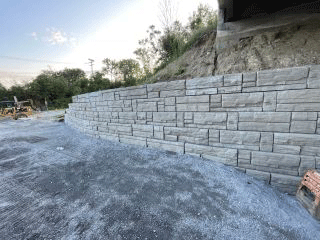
216;0;320;51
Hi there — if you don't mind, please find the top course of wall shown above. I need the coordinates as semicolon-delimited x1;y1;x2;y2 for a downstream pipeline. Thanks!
65;65;320;194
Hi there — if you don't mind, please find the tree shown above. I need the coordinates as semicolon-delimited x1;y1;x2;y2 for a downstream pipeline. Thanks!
55;68;86;87
158;0;179;32
118;59;141;86
102;58;119;81
0;83;8;101
188;3;217;32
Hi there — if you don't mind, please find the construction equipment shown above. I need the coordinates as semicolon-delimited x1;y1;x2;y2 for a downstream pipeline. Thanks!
296;170;320;220
0;96;33;120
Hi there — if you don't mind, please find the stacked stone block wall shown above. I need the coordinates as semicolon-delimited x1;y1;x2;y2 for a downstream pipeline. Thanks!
65;65;320;194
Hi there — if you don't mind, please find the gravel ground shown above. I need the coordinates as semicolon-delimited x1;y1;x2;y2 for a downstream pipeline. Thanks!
0;111;319;240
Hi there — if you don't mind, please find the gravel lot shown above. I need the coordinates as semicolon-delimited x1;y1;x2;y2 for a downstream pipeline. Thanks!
0;111;319;239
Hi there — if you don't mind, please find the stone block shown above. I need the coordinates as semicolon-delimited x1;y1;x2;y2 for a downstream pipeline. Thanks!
147;139;184;153
273;145;300;155
277;103;320;112
160;89;185;98
218;86;241;94
165;135;178;141
246;169;271;183
242;84;306;93
186;76;223;89
147;80;185;92
301;146;320;156
148;92;159;98
210;94;222;103
184;112;193;120
137;102;157;112
251;151;300;169
176;95;209;104
119;112;137;120
299;156;316;176
222;92;263;108
164;106;175;112
290;121;316;134
242;82;256;88
164;127;208;139
119;135;147;147
224;73;242;86
209;129;220;143
277;89;320;104
108;123;132;134
227;112;238;130
154;131;164;140
238;122;290;132
257;66;309;86
263;92;277;112
220;130;260;145
316;157;320;169
292;112;317;121
274;133;320;147
165;97;175;106
176;103;209;112
158;105;165;112
119;87;147;99
270;173;301;194
238;150;251;160
186;88;217;96
260;132;273;152
132;124;153;132
177;112;184;127
239;112;290;123
210;142;259;151
153;112;176;123
194;112;227;127
243;72;257;82
307;65;320;88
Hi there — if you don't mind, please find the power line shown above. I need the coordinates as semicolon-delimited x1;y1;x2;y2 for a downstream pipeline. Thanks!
87;58;95;75
0;55;73;64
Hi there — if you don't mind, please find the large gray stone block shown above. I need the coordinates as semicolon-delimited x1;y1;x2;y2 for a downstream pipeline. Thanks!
290;121;316;134
186;76;223;89
238;122;290;132
276;103;320;112
137;102;157;112
274;132;320;147
277;89;320;104
227;113;238;130
239;112;291;123
251;151;300;169
299;156;316;176
153;112;176;123
222;92;263;108
176;95;209;104
243;72;257;82
209;129;220;143
119;112;137;120
273;145;301;155
186;88;217;96
220;130;260;145
257;66;309;86
292;112;317;121
263;92;276;112
147;80;185;92
242;84;306;93
176;103;209;112
160;89;185;98
307;65;320;88
194;112;227;125
270;173;301;194
224;73;242;86
218;86;241;94
164;127;208;138
246;169;271;183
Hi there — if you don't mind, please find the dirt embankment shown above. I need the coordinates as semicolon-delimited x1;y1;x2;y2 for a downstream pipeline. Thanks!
153;16;320;81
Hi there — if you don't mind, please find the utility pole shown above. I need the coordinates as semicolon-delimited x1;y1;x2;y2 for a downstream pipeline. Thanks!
88;58;94;75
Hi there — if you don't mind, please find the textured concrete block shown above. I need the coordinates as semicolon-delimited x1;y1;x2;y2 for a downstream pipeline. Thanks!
242;82;256;88
184;112;193;120
307;65;320;88
176;95;209;104
147;80;185;92
108;123;132;134
238;122;290;132
252;151;300;170
290;121;316;134
209;129;220;143
270;173;301;194
210;94;222;103
186;76;223;89
273;145;300;155
277;89;320;104
165;135;178;141
220;130;260;145
246;169;271;183
119;112;137;120
137;102;157;112
257;66;308;86
165;127;208;139
119;87;147;98
153;112;176;123
239;112;290;123
222;92;263;108
260;132;273;152
299;156;316;176
165;106;176;112
165;97;175;106
194;112;227;126
147;139;184;153
148;92;159;98
132;124;153;132
242;84;306;93
177;112;184;127
301;146;320;156
243;72;257;82
160;89;185;98
218;86;241;94
176;103;209;112
224;73;242;86
277;103;320;112
292;112;317;121
227;112;238;130
274;133;320;147
186;88;217;96
119;135;147;147
238;150;251;160
263;92;277;112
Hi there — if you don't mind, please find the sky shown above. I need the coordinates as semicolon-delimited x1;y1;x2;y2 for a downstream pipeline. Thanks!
0;0;218;89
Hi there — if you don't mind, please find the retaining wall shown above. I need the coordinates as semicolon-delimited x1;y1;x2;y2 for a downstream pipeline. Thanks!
65;65;320;194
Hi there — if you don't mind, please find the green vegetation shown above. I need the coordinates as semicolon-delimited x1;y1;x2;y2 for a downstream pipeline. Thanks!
1;3;217;109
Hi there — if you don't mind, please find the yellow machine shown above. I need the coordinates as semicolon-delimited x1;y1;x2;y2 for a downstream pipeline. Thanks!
0;97;33;120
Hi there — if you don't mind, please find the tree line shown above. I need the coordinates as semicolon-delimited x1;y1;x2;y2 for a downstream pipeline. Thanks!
0;3;217;110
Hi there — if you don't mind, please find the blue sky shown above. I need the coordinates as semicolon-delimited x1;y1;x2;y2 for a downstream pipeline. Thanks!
0;0;217;88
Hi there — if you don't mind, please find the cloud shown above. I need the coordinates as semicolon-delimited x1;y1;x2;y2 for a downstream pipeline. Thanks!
31;28;77;46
